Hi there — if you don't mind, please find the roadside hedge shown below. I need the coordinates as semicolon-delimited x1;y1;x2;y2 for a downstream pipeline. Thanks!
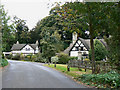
76;71;120;88
1;59;8;67
58;53;70;64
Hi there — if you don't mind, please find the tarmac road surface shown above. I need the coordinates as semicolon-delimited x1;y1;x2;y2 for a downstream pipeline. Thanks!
2;60;87;88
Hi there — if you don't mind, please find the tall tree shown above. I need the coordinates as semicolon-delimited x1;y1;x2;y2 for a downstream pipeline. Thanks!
57;2;107;73
13;16;30;43
89;39;107;61
101;2;120;71
40;30;63;62
1;5;15;51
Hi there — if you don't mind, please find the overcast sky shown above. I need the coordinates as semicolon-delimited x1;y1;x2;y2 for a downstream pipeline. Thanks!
1;0;77;29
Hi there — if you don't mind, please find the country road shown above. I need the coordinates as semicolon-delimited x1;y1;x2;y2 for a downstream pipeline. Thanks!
2;60;87;88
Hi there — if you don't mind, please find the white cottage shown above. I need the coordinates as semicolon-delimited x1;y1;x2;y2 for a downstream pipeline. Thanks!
11;41;39;56
63;32;106;58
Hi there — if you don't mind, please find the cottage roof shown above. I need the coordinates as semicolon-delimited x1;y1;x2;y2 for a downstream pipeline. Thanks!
11;44;38;50
63;38;107;55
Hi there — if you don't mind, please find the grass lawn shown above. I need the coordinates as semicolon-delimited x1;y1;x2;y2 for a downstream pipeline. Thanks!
44;64;92;78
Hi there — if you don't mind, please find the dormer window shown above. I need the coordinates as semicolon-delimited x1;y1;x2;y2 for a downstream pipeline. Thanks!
26;48;30;51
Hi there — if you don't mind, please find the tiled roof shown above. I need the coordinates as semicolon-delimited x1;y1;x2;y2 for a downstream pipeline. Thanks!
11;44;38;50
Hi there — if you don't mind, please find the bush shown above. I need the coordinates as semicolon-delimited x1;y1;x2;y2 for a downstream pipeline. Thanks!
58;53;70;64
41;58;47;63
30;53;46;63
31;55;37;62
89;39;107;61
69;56;78;60
2;53;5;59
20;53;25;60
6;54;13;59
84;58;90;61
51;56;59;63
33;53;43;62
77;71;120;88
1;59;8;67
12;54;21;60
24;54;32;61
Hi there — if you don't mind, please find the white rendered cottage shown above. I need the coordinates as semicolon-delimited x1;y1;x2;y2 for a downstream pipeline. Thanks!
11;41;39;56
63;32;107;58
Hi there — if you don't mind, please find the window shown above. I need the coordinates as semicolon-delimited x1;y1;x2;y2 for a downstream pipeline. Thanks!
75;47;79;51
26;48;30;51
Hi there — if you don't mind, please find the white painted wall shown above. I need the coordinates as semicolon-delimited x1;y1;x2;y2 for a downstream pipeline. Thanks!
11;45;39;56
35;46;39;53
70;51;89;57
70;51;78;57
21;45;34;54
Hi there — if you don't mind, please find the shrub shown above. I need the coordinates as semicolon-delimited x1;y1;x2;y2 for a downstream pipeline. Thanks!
2;53;5;59
34;53;43;62
84;58;90;61
51;56;59;63
25;54;32;61
20;53;25;60
41;58;47;63
6;54;13;59
24;55;29;61
77;71;120;88
1;59;8;67
12;54;21;60
89;39;107;61
58;53;70;64
31;55;37;62
31;53;46;63
69;56;78;60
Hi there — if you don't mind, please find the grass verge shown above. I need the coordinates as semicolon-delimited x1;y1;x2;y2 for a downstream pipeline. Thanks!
44;64;120;89
44;64;92;82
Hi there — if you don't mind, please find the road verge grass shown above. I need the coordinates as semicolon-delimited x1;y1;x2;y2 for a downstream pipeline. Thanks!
44;64;92;79
44;64;120;89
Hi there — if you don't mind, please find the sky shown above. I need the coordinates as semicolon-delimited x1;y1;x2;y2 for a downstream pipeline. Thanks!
1;0;77;29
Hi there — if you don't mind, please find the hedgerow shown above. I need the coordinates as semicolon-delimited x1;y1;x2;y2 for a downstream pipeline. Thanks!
76;71;120;88
1;59;8;67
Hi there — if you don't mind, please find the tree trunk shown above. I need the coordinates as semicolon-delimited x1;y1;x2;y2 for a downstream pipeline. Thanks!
87;3;96;74
0;19;2;60
116;19;120;72
90;23;95;74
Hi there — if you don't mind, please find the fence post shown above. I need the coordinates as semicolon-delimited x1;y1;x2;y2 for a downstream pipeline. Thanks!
54;62;56;67
67;65;70;71
85;61;87;72
67;60;70;71
78;60;82;71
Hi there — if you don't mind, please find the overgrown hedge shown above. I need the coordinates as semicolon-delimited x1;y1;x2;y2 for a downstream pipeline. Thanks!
89;39;107;61
57;53;70;64
1;59;8;67
76;71;120;88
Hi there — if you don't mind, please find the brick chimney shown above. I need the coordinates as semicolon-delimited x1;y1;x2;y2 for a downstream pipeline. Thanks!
72;32;77;44
16;41;19;44
36;40;39;45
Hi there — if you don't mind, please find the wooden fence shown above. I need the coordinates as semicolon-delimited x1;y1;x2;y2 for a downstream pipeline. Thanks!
67;60;114;73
